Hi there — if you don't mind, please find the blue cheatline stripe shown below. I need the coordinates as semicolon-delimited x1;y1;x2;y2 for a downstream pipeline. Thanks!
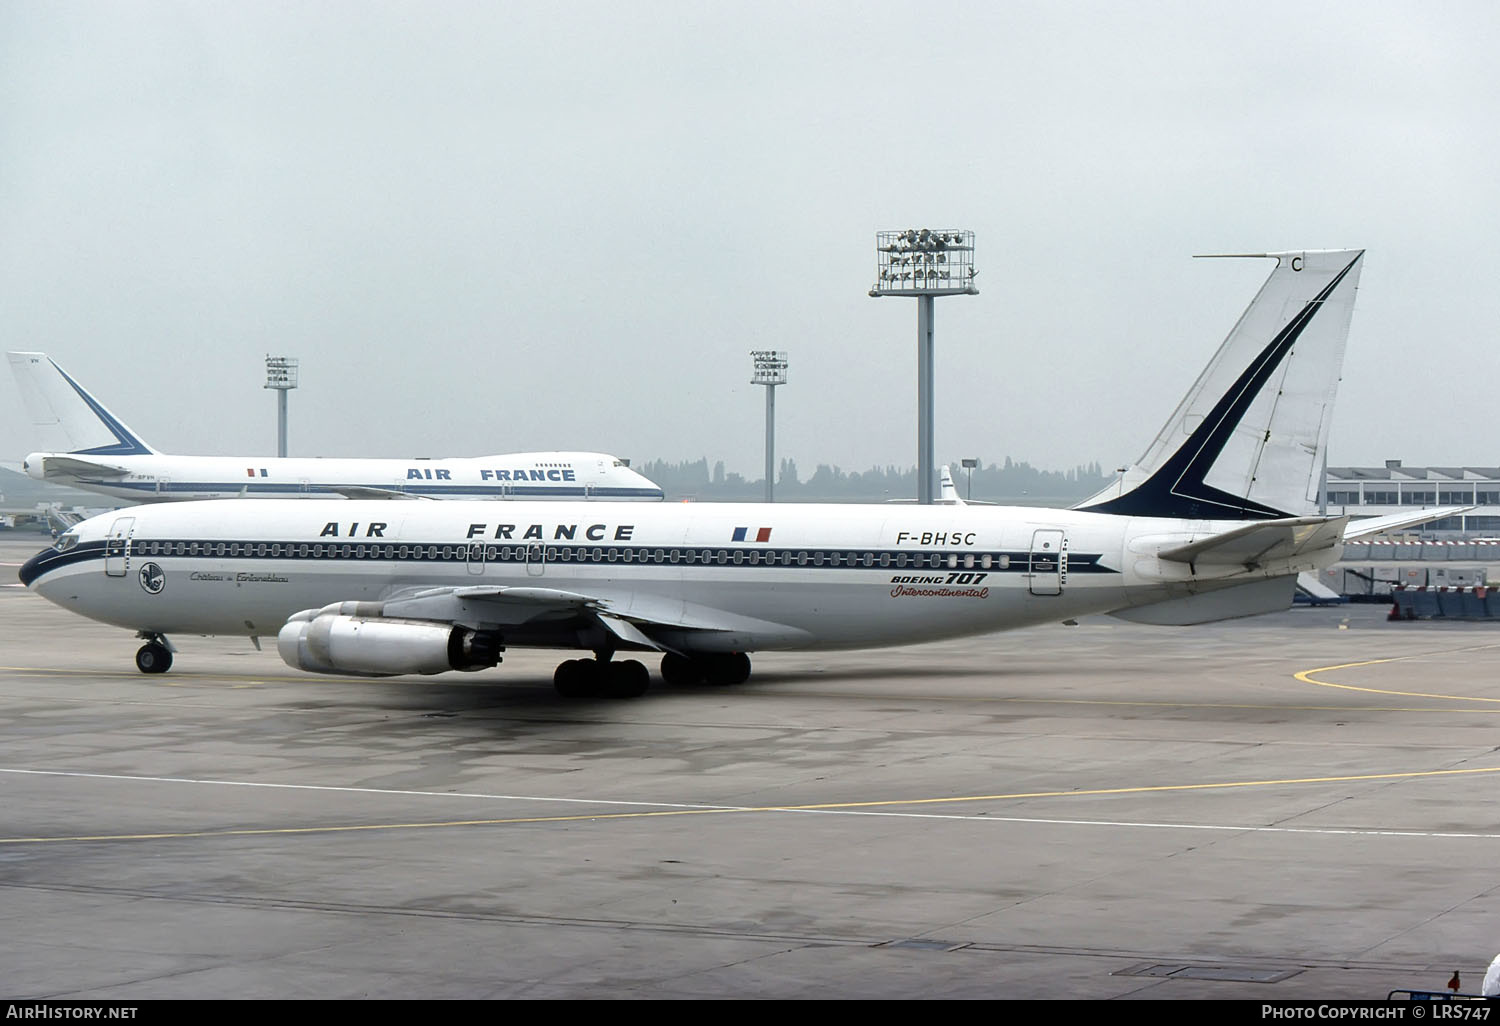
20;538;1117;586
74;481;665;499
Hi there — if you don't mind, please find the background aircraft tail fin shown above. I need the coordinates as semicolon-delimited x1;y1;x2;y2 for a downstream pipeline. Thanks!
6;352;157;455
1077;250;1364;521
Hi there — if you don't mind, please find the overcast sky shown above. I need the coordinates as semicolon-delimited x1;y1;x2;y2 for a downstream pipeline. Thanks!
2;1;1496;479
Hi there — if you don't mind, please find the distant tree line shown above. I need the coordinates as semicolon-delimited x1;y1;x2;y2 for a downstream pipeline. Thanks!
634;457;1109;504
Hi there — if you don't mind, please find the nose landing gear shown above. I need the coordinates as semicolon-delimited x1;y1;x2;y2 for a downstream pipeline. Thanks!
134;632;175;674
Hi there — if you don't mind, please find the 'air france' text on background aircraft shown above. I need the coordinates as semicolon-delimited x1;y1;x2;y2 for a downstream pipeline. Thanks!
7;352;664;503
22;250;1461;694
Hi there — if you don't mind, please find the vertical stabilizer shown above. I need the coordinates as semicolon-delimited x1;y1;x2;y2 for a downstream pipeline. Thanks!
6;352;156;455
938;464;965;505
1077;250;1363;520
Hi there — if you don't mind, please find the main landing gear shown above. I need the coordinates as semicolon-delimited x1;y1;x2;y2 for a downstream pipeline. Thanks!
134;632;174;674
553;655;650;699
550;651;754;698
659;652;751;687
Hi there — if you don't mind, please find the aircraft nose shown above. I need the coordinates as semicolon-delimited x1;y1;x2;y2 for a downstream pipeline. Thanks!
18;547;55;588
22;454;43;480
631;469;665;499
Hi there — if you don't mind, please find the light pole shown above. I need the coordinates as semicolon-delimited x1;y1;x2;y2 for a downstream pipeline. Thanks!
750;350;788;502
961;457;978;502
870;229;977;503
264;356;299;458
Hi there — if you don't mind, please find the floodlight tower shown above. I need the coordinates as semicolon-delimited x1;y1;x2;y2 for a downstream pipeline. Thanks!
870;229;977;504
961;457;978;502
264;355;299;458
750;350;788;502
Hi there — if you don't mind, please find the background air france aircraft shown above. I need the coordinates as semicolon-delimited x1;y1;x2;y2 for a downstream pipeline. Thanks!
23;249;1458;694
7;352;664;503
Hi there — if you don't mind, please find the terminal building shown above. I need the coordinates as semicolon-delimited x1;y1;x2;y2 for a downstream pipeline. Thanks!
1325;460;1500;535
1316;460;1500;600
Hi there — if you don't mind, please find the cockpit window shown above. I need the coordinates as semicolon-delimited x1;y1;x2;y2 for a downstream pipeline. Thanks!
54;531;80;553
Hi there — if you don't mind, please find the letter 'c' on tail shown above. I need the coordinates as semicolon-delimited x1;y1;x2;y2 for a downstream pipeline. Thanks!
1077;249;1364;521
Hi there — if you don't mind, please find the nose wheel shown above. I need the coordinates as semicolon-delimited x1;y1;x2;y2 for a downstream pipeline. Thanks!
135;642;173;674
133;632;175;674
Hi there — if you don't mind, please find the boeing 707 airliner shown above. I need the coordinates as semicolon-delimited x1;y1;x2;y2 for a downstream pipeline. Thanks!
22;250;1461;694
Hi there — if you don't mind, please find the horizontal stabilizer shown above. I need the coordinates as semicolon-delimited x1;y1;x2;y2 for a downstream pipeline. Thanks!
35;455;129;480
1155;516;1348;569
1296;571;1342;601
1343;506;1474;540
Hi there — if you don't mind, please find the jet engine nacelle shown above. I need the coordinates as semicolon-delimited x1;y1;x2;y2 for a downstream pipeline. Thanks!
277;604;501;677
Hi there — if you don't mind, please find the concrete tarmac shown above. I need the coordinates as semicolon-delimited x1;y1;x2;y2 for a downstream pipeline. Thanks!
2;533;1499;1001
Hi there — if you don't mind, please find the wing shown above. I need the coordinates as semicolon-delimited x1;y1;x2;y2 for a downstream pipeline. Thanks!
325;485;435;500
280;583;808;671
1342;505;1473;540
33;455;129;479
382;584;802;646
1155;515;1348;571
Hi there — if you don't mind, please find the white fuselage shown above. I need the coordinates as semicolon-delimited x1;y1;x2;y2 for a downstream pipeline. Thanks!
21;498;1326;653
21;452;664;502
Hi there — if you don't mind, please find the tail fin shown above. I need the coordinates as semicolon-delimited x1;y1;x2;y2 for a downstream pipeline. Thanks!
6;352;157;455
1077;250;1363;520
938;464;965;505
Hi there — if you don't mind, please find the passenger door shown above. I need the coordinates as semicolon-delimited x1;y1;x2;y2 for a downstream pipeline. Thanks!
1028;529;1066;596
104;517;135;577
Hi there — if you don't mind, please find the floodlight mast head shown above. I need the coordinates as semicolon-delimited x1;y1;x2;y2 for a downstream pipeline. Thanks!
750;350;788;386
264;355;299;391
869;228;978;297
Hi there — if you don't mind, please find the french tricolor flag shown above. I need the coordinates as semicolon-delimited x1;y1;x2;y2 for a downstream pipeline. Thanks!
732;526;773;542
